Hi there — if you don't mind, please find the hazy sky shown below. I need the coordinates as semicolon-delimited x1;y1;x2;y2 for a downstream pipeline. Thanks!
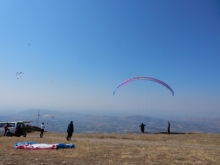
0;0;219;118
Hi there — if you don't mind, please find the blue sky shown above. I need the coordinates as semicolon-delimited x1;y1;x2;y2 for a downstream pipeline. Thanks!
0;0;220;118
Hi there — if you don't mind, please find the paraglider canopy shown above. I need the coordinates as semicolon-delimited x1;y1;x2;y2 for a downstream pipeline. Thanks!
16;72;23;76
113;76;174;96
44;114;54;119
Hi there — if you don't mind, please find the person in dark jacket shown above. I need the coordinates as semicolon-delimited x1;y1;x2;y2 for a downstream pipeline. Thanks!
167;121;170;134
66;121;74;141
139;123;146;133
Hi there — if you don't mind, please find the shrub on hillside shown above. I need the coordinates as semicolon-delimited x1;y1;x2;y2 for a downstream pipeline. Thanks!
24;124;41;133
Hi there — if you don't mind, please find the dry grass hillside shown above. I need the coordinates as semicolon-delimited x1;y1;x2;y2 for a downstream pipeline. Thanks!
0;132;220;165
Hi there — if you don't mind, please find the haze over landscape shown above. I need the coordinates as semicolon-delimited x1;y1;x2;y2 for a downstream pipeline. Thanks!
0;1;220;120
1;2;220;165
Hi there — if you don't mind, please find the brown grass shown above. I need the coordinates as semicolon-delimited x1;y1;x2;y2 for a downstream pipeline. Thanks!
0;132;220;165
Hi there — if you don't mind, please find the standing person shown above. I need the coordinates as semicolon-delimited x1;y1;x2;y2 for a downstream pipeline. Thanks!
66;121;74;141
40;122;45;138
139;123;146;133
167;121;170;134
4;123;8;136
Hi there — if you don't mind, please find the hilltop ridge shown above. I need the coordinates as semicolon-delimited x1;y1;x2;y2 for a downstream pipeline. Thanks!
1;109;220;134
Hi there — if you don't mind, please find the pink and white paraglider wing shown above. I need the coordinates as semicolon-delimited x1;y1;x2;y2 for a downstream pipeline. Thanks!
113;76;174;96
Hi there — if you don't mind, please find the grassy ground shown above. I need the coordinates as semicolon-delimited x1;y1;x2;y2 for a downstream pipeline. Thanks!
0;132;220;165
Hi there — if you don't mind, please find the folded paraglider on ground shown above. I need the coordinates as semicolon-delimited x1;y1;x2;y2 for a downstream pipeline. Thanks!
14;141;74;149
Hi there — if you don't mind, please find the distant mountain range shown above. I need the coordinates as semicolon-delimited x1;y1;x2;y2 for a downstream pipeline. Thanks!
1;109;219;134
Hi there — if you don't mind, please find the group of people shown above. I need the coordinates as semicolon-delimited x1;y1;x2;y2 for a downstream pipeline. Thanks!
139;121;171;134
39;121;74;140
40;120;169;139
5;120;170;139
4;121;74;140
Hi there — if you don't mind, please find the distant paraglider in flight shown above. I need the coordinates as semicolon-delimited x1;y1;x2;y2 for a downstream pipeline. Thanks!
113;76;174;96
44;114;54;119
16;72;24;79
16;72;23;76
